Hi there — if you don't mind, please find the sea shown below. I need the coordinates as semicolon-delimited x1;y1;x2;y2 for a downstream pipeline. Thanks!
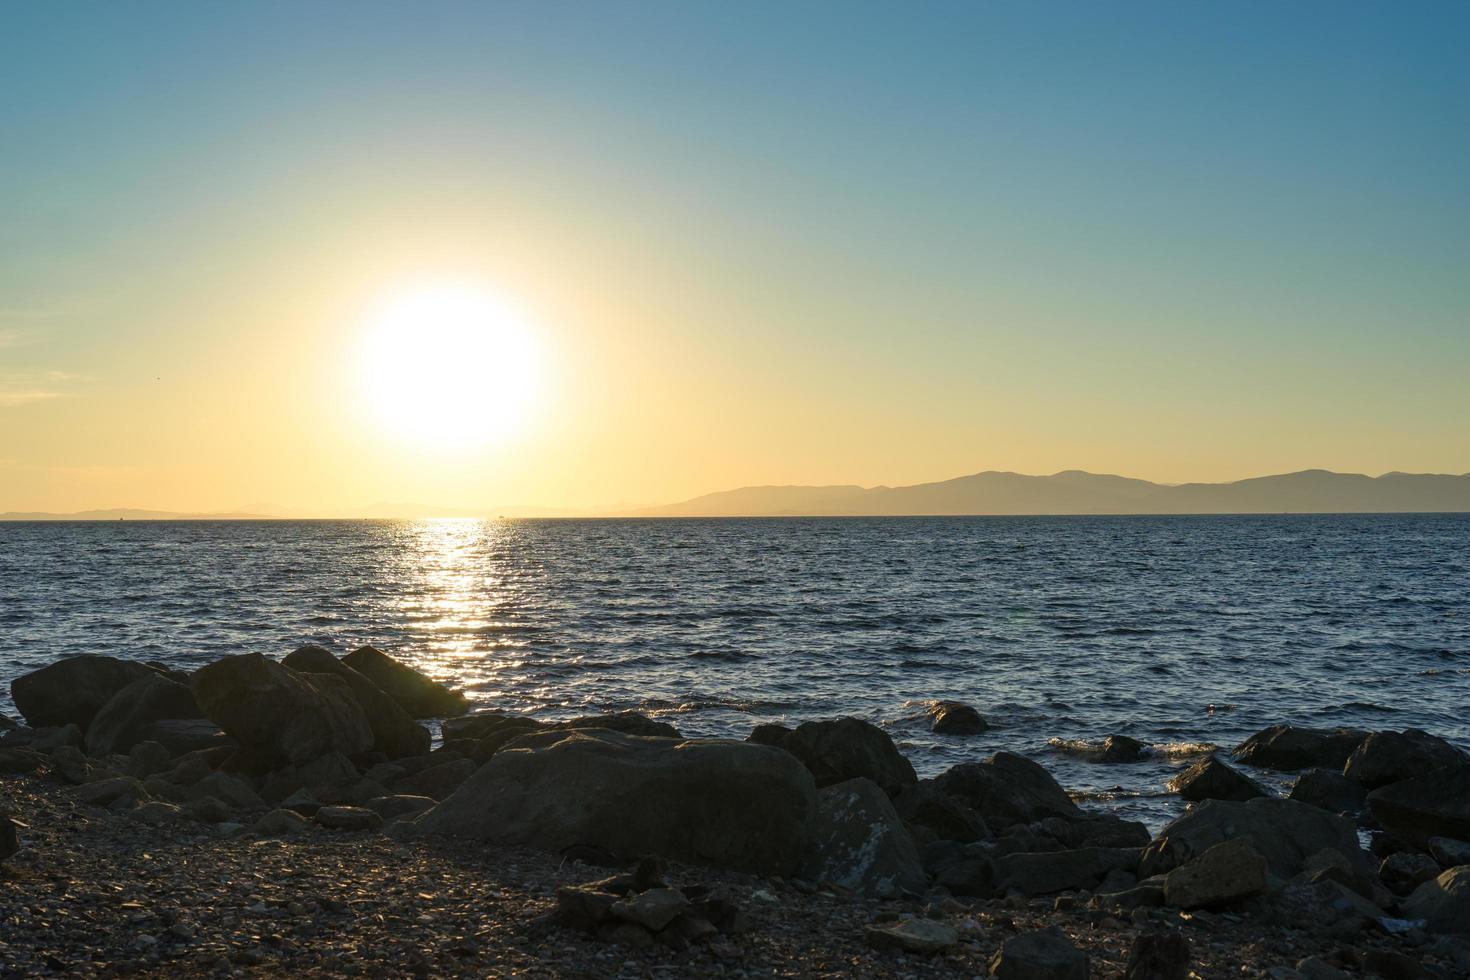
2;515;1467;829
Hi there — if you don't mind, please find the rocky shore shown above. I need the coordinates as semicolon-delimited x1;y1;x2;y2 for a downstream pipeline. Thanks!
3;649;1469;978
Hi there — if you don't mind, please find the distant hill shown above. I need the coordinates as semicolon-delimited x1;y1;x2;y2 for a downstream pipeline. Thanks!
636;469;1470;517
0;508;274;521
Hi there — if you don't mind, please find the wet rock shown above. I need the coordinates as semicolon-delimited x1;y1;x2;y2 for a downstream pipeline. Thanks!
934;752;1081;828
0;712;15;731
1344;730;1467;789
1123;930;1190;980
777;717;917;797
800;777;926;897
10;655;160;730
282;644;430;759
1140;798;1371;880
388;758;475;801
1232;725;1368;772
339;645;469;718
996;846;1141;896
315;805;384;832
1366;763;1470;845
1168;757;1267;802
76;776;150;810
1162;838;1268;908
929;700;988;735
1289;769;1367;814
988;926;1087;979
1100;735;1147;763
864;918;958;954
562;712;679;739
747;723;792;747
419;729;817;876
893;779;990;844
1403;866;1470;935
1378;851;1442;895
190;653;374;770
83;673;202;756
255;808;310;835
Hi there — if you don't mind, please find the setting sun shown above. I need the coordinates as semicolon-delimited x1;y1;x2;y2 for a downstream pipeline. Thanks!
358;285;540;451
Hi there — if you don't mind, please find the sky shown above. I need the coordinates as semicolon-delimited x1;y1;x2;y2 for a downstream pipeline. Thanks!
2;2;1467;514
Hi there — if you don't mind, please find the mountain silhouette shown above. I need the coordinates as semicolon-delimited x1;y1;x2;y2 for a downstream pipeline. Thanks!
637;469;1470;516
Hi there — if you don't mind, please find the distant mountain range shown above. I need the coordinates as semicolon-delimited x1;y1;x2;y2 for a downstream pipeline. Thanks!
6;469;1470;520
635;469;1470;517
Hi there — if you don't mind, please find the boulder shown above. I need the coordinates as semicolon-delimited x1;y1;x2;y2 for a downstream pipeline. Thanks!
1232;725;1367;772
1289;768;1367;814
126;740;174;778
0;712;16;731
562;713;679;739
282;645;430;759
1344;730;1467;789
1167;757;1266;803
1402;866;1470;935
1366;764;1470;845
83;673;202;756
996;846;1141;896
315;805;384;831
188;771;265;811
10;656;159;730
76;776;150;810
800;777;926;897
418;729;817;876
1429;837;1470;867
190;653;374;769
1378;851;1442;895
893;779;990;844
988;926;1088;979
776;718;917;797
388;758;475;801
864;918;958;955
609;888;689;932
1100;735;1147;763
1139;798;1370;880
747;723;792;747
1123;930;1190;980
366;794;436;822
255;808;310;835
339;646;468;718
929;701;988;735
0;816;18;861
933;752;1081;828
1162;838;1268;909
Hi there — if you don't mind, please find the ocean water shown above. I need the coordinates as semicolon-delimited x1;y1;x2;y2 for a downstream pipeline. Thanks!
2;515;1467;828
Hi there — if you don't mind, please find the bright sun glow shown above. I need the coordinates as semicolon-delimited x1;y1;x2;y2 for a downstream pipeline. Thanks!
360;285;540;450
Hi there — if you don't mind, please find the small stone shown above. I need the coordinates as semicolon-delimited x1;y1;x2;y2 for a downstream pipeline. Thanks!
989;926;1088;979
864;918;959;954
609;887;690;932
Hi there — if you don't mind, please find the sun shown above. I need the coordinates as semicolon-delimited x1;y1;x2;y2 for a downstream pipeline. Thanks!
359;285;540;450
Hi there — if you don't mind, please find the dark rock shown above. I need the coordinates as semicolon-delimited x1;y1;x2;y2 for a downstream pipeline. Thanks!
746;723;792;747
366;794;436;821
1123;930;1190;980
1344;730;1467;789
933;752;1081;828
562;712;678;739
76;776;150;810
928;700;988;735
0;712;15;731
800;777;925;897
0;747;47;775
440;712;518;741
556;885;619;930
1139;797;1371;880
83;673;202;756
125;740;174;778
892;779;990;844
1058;813;1152;849
1167;756;1267;803
190;653;374;770
1289;768;1368;814
1232;725;1367;772
1100;735;1147;763
187;770;265;811
1361;948;1423;980
1366;763;1470;845
1;815;18;861
10;655;160;730
935;856;996;897
255;808;310;835
388;758;475;801
988;926;1087;979
777;717;917;797
995;846;1141;896
471;717;549;762
315;805;384;831
418;729;817;876
339;645;469;718
1162;838;1268;908
1378;851;1442;895
1403;866;1470;934
1429;836;1470;867
282;644;430;759
610;888;689;931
